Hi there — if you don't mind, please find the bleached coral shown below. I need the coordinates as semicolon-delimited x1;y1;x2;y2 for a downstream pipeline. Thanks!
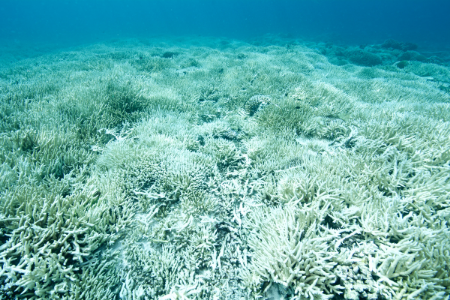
242;204;339;299
1;36;449;300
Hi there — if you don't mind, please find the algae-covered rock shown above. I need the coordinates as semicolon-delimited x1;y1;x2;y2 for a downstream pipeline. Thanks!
398;50;427;62
381;39;418;51
345;49;382;66
396;60;409;69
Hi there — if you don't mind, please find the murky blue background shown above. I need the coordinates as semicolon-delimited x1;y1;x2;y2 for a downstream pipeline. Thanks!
1;0;449;48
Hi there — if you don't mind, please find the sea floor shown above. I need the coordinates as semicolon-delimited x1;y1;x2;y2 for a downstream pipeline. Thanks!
1;35;449;299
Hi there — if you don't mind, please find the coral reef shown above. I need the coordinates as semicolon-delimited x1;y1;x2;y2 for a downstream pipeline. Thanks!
0;36;449;299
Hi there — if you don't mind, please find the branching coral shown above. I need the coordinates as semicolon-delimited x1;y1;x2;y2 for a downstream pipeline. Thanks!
0;172;132;298
242;204;340;299
1;36;449;300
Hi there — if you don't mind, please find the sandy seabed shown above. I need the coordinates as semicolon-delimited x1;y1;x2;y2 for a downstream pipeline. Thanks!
0;35;449;299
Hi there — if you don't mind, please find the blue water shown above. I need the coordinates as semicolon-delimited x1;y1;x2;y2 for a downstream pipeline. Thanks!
1;0;449;48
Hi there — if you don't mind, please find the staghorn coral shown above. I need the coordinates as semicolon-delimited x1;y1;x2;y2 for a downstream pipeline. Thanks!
0;36;449;300
242;204;340;299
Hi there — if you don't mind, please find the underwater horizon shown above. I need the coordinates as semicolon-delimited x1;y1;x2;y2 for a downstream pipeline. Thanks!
1;1;450;300
1;0;450;48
